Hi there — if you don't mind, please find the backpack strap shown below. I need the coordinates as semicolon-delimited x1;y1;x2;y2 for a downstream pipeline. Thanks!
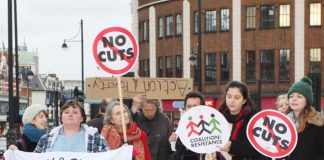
17;139;27;151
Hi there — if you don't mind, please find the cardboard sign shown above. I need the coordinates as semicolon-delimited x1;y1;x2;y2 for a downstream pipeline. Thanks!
246;110;298;158
86;77;193;99
177;105;230;153
4;145;133;160
93;27;138;76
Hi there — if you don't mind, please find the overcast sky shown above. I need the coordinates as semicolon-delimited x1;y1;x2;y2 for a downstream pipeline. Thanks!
0;0;132;80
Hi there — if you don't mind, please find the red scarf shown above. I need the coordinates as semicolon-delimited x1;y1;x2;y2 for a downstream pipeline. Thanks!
220;107;249;140
101;122;146;160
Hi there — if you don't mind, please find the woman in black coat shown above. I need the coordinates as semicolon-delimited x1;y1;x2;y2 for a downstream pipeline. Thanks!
214;81;264;160
286;76;324;160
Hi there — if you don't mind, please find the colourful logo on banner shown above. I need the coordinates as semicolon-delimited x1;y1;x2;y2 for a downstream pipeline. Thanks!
186;114;222;137
177;105;230;154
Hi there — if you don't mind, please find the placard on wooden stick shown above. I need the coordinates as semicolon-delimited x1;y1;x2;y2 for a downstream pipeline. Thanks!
92;26;139;143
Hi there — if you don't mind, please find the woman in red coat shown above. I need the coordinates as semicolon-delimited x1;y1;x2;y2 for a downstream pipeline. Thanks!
101;100;151;160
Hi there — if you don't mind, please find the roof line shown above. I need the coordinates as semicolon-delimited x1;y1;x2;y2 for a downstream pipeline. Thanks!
138;0;170;10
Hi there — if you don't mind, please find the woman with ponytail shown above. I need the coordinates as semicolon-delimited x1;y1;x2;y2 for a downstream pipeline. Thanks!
287;76;324;160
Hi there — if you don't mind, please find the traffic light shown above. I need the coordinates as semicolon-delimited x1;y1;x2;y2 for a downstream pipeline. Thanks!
73;86;84;102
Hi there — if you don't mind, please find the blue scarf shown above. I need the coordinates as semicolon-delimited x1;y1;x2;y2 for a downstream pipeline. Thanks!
23;124;47;142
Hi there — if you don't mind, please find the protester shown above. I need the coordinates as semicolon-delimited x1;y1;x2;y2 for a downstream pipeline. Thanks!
131;99;173;160
276;94;290;114
87;98;112;132
168;91;205;160
34;100;109;153
101;100;151;160
286;76;324;160
214;81;264;160
9;104;48;152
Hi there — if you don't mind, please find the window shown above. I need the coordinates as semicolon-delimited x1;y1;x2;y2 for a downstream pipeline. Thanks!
280;5;290;27
166;56;173;77
143;21;148;41
246;6;256;29
221;9;230;31
158;57;163;77
310;3;321;26
143;59;150;77
310;48;321;73
176;14;182;35
261;5;275;29
205;10;217;32
246;51;256;81
139;60;143;76
166;16;173;36
194;12;198;33
221;52;229;82
205;53;216;82
138;22;142;41
260;50;275;81
158;17;163;38
176;55;182;77
279;49;290;80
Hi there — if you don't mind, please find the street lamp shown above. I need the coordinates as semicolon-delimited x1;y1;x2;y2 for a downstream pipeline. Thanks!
197;0;202;92
189;50;197;66
189;0;202;92
26;70;34;106
62;19;84;92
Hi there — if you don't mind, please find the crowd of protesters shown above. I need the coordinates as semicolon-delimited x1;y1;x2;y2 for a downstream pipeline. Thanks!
6;76;324;160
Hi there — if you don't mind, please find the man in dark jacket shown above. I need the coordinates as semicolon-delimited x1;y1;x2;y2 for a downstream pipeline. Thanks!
87;98;111;132
132;98;173;160
168;91;205;160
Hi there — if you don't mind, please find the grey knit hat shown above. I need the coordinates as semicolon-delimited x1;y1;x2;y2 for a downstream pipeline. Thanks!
22;104;47;125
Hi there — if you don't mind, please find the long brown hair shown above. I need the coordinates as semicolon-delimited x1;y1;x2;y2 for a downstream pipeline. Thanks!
296;104;313;133
218;81;255;113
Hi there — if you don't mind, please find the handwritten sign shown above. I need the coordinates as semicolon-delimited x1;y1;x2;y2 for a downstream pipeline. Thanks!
86;77;193;99
4;145;133;160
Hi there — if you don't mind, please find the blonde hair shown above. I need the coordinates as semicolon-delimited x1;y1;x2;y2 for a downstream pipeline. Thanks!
276;94;288;108
276;94;291;114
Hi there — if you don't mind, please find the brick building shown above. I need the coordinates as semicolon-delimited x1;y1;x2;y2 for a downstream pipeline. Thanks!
131;0;324;111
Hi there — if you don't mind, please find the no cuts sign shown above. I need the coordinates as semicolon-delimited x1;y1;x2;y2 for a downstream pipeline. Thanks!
93;27;138;76
246;110;298;158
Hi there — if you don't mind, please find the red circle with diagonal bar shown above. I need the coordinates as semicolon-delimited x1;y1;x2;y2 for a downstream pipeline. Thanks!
246;110;297;158
93;27;138;76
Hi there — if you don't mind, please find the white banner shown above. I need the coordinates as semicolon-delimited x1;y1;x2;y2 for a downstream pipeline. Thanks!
4;145;133;160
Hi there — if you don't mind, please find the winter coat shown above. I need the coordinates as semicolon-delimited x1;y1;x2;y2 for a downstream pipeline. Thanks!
87;116;104;133
221;109;265;160
16;134;38;152
287;108;324;160
34;124;109;153
172;138;200;160
134;111;174;160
